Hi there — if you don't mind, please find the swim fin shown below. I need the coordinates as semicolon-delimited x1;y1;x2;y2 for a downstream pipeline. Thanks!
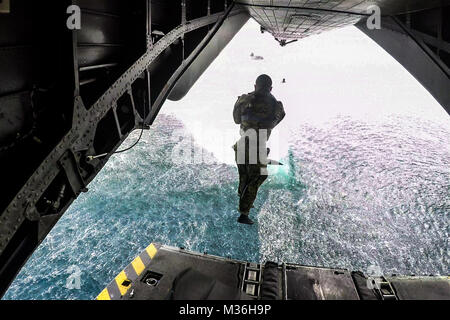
267;159;283;166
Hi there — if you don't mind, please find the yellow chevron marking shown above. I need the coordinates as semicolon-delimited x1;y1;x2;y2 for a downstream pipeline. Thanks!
96;288;111;300
146;243;157;259
131;256;145;276
115;270;131;296
96;243;159;299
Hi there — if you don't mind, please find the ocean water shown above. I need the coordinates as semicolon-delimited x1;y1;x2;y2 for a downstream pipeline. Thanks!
3;111;449;300
3;21;450;300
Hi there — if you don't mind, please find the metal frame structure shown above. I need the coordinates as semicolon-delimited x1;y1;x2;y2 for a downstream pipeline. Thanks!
0;0;449;298
0;0;247;297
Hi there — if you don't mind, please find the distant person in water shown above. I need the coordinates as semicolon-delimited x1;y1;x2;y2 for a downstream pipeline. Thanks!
232;74;285;225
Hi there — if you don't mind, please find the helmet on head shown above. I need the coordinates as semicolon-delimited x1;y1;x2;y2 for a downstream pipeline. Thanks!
255;74;272;92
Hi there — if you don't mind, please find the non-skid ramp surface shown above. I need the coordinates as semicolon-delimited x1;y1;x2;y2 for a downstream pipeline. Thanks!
387;277;450;300
285;266;359;300
97;243;450;300
97;244;248;300
97;243;161;300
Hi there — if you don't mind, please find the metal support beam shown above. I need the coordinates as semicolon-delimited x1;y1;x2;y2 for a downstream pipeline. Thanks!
181;0;187;25
150;3;247;120
146;0;152;49
357;16;450;115
0;5;245;298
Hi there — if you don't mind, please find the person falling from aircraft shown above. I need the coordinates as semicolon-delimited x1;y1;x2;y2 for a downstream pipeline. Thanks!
232;74;286;225
250;52;264;60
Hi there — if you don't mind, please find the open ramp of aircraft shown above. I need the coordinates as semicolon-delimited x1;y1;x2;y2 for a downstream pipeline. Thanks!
0;0;449;298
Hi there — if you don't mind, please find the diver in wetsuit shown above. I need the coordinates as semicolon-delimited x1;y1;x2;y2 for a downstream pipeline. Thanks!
233;74;285;225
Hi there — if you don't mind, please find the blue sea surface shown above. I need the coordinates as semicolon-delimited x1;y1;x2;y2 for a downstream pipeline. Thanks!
3;20;450;300
3;111;449;300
